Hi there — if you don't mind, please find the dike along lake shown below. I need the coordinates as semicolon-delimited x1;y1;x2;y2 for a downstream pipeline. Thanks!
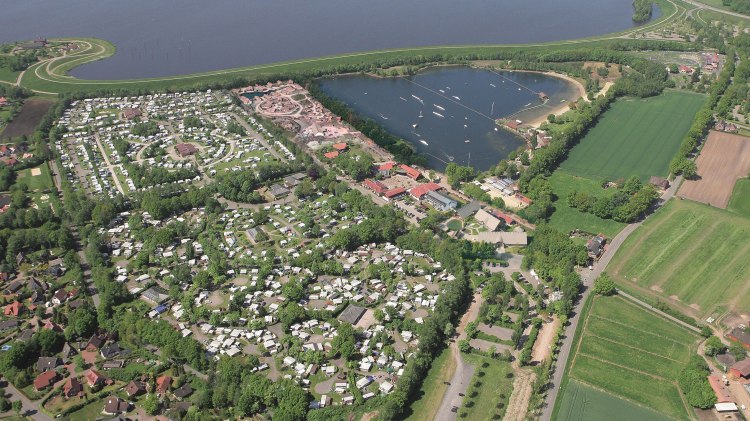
0;0;658;80
318;67;581;171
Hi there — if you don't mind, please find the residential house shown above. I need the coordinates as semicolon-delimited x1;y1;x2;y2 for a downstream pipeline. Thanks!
0;319;18;332
400;164;422;180
324;151;339;159
85;369;109;387
174;383;193;399
63;377;83;398
363;179;388;196
377;162;395;177
648;176;669;190
586;234;606;258
3;301;23;317
156;375;172;395
103;396;130;415
34;370;58;391
728;327;750;350
125;380;146;397
475;209;501;231
100;342;123;359
37;357;61;372
52;289;69;306
338;305;366;325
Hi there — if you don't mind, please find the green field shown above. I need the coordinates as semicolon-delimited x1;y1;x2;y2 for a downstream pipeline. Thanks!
557;379;674;421
16;163;54;192
0;66;19;84
405;348;455;421
460;353;514;421
560;91;706;182
565;295;697;420
608;199;750;317
728;178;750;216
548;170;627;238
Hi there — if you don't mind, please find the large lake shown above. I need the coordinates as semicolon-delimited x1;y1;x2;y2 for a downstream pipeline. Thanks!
0;0;658;80
318;67;580;171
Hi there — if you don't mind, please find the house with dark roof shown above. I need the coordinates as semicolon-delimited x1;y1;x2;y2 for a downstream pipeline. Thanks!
456;201;481;219
37;356;61;372
100;342;123;359
34;370;58;391
586;234;606;258
126;380;147;397
103;396;130;415
0;319;18;332
338;304;366;325
174;383;193;399
61;342;77;362
730;359;750;379
728;327;750;350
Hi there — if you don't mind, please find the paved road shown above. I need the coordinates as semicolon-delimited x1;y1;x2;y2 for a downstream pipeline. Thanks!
539;177;682;421
435;293;483;421
0;377;53;421
681;0;750;20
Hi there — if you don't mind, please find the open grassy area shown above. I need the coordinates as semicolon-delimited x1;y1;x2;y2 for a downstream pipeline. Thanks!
547;170;627;238
0;66;20;84
16;163;54;192
608;199;750;318
728;178;750;216
405;347;455;421
560;91;706;182
557;379;674;421
565;295;698;420
460;353;514;421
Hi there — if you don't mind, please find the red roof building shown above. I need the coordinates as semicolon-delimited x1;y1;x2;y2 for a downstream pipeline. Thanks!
707;375;732;403
332;142;348;151
0;97;7;107
409;182;441;199
63;377;83;398
122;108;142;120
156;375;172;395
324;151;339;159
175;143;198;157
505;120;521;130
3;301;23;317
493;211;515;226
400;164;422;180
377;162;395;176
363;179;387;195
514;193;533;206
34;370;58;391
85;369;108;387
384;188;406;199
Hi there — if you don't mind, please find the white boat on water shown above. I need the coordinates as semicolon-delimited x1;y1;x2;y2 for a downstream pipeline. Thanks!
524;103;532;107
418;111;424;118
439;89;445;93
464;140;471;143
400;97;407;101
453;96;461;101
420;140;429;146
433;104;445;111
494;127;499;131
379;113;388;120
432;112;444;118
490;83;496;87
518;88;522;91
412;123;418;129
411;94;422;101
464;124;468;128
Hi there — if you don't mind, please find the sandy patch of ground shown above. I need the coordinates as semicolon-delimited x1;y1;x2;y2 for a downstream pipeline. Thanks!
30;167;41;176
531;316;560;364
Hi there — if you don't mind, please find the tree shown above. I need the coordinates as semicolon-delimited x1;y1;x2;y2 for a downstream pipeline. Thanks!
593;274;617;296
730;342;747;361
142;393;160;415
11;400;21;415
35;329;64;356
0;395;9;412
332;323;357;360
704;336;725;357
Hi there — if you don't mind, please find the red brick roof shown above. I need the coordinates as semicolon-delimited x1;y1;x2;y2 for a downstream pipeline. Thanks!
384;188;406;199
324;151;339;159
363;179;387;195
409;182;441;199
378;162;395;172
34;370;57;391
175;143;197;157
156;375;172;394
400;164;421;180
332;142;347;151
492;211;514;225
3;301;23;317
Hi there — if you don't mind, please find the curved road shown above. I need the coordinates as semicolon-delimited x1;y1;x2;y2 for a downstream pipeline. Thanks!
539;176;682;421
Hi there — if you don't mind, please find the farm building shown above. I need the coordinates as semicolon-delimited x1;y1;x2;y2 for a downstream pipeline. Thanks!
648;176;669;190
730;359;750;379
707;375;733;403
728;327;750;350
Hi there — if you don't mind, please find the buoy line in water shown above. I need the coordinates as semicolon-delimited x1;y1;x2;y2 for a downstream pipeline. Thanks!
485;69;541;95
398;77;496;122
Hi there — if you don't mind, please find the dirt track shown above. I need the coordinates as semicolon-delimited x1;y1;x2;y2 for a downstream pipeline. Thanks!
0;99;53;139
503;368;536;421
678;131;750;208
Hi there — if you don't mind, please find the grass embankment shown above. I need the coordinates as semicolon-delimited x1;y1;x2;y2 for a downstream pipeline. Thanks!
608;199;750;318
561;295;698;420
559;91;706;183
404;347;456;421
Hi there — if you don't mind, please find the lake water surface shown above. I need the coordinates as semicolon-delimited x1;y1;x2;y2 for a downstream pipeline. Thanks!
0;0;658;80
318;67;579;171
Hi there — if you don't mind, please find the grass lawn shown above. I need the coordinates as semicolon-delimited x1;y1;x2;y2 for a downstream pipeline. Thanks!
728;178;750;216
607;199;750;318
547;170;627;237
566;295;698;420
405;347;455;421
16;163;54;192
560;91;705;182
460;353;514;421
557;379;674;421
0;66;19;84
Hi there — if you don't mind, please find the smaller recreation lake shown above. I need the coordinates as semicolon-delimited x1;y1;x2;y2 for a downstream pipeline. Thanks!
317;67;581;171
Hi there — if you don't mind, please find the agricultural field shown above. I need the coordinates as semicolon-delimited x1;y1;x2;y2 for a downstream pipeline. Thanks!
548;170;627;238
557;379;674;421
728;178;750;215
608;199;750;318
560;91;705;182
565;295;698;420
678;131;750;209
